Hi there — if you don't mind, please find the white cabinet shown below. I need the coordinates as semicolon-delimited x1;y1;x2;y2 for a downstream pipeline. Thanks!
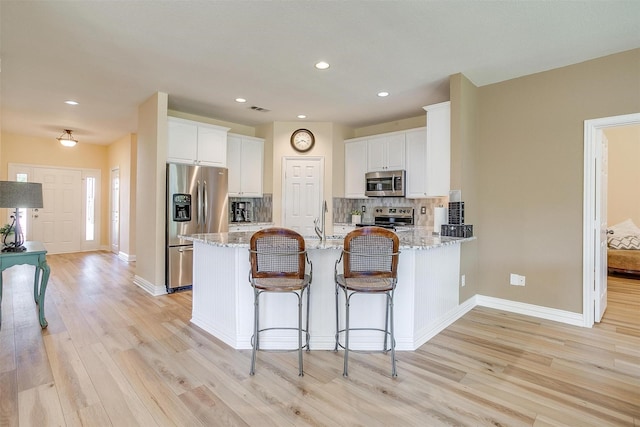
344;139;368;198
423;101;450;197
167;117;229;167
406;102;451;198
405;127;428;198
367;133;405;171
227;134;264;197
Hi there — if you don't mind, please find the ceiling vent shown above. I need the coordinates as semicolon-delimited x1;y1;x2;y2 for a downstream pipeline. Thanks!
250;105;270;113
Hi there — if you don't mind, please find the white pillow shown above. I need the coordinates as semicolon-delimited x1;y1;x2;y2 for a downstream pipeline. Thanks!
608;235;640;250
608;218;640;236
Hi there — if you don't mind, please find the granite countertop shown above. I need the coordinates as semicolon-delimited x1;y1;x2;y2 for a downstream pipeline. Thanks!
229;222;274;227
182;227;474;250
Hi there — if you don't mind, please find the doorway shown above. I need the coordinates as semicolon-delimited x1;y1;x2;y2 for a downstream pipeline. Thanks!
111;168;120;254
282;157;324;236
583;113;640;327
7;164;101;254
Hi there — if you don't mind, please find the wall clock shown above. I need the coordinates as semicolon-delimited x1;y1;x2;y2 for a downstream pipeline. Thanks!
290;129;315;152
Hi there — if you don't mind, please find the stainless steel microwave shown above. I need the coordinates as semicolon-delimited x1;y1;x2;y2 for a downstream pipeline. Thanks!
365;170;406;197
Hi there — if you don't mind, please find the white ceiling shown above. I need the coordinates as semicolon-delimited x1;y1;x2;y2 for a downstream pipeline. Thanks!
2;1;639;145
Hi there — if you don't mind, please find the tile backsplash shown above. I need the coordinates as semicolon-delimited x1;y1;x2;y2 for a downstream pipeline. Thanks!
333;197;448;229
229;194;272;223
229;194;447;230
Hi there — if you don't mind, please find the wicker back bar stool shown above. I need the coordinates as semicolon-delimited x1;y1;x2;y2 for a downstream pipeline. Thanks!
334;226;400;377
249;227;312;376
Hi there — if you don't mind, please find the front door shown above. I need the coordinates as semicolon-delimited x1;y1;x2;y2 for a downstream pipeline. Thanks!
32;167;82;253
282;157;323;236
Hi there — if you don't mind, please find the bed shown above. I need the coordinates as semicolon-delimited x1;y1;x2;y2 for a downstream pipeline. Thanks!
607;219;640;277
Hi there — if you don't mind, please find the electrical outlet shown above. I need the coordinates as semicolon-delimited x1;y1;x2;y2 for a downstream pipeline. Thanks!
421;206;426;214
461;274;465;287
510;273;525;286
361;205;366;213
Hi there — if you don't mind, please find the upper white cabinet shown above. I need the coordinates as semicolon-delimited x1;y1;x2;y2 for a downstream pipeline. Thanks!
344;138;368;198
227;134;264;197
167;117;230;167
405;127;429;198
367;133;405;171
406;101;450;198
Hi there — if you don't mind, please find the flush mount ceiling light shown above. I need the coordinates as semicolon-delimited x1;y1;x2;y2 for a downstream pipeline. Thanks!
297;114;307;119
377;91;390;97
57;129;78;147
235;98;246;103
315;61;330;70
64;100;79;105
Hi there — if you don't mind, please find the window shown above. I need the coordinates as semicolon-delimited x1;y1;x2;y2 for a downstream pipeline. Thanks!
86;177;95;241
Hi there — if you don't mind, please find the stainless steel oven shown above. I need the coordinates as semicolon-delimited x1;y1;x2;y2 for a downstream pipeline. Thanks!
355;206;414;231
365;170;405;197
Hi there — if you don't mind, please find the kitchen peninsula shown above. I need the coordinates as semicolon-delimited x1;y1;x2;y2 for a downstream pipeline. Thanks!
182;229;474;351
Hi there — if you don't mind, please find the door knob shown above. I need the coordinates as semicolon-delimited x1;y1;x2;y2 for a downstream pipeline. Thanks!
34;215;39;218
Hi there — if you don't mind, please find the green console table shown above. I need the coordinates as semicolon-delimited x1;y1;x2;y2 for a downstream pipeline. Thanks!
0;241;50;329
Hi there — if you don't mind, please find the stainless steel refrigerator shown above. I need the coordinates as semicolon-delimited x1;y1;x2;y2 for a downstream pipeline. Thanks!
166;163;228;293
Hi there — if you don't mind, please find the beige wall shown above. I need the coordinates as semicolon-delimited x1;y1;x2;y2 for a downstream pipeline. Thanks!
470;48;640;313
107;133;137;258
0;132;111;247
450;73;481;302
605;124;640;227
135;92;168;289
354;115;426;138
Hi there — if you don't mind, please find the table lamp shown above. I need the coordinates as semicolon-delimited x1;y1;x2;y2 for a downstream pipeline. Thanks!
0;181;44;252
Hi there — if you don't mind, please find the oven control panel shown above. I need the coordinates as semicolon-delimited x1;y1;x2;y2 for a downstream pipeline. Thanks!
374;206;414;218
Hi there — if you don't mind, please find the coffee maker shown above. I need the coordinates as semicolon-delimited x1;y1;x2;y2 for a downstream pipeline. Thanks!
231;201;250;222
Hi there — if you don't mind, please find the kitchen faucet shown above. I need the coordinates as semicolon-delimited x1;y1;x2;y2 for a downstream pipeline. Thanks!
314;200;327;240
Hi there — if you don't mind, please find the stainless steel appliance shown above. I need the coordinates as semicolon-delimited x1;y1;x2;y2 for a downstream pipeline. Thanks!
231;201;251;222
166;163;228;293
365;170;406;197
356;206;414;230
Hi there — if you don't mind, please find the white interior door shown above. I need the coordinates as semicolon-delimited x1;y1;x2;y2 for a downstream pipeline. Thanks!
594;131;608;322
282;157;323;235
32;167;82;253
584;114;640;327
111;168;120;254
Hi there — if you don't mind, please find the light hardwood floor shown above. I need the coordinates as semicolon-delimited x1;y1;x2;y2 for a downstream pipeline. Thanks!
1;251;638;426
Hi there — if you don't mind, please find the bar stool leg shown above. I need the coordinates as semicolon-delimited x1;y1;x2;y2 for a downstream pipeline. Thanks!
383;292;390;351
389;291;397;377
297;291;304;376
343;292;351;377
334;284;339;351
250;289;259;375
305;286;311;352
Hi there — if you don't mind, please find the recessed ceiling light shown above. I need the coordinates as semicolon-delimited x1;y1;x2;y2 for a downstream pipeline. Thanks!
377;92;389;97
297;114;307;119
315;61;330;70
64;100;79;105
235;98;247;103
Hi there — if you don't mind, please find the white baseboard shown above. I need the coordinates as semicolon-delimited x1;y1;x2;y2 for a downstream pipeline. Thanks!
413;295;477;349
118;251;136;262
475;295;584;327
133;275;167;296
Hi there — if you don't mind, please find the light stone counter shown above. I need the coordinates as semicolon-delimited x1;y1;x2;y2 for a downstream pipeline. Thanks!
182;227;474;250
184;227;474;352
